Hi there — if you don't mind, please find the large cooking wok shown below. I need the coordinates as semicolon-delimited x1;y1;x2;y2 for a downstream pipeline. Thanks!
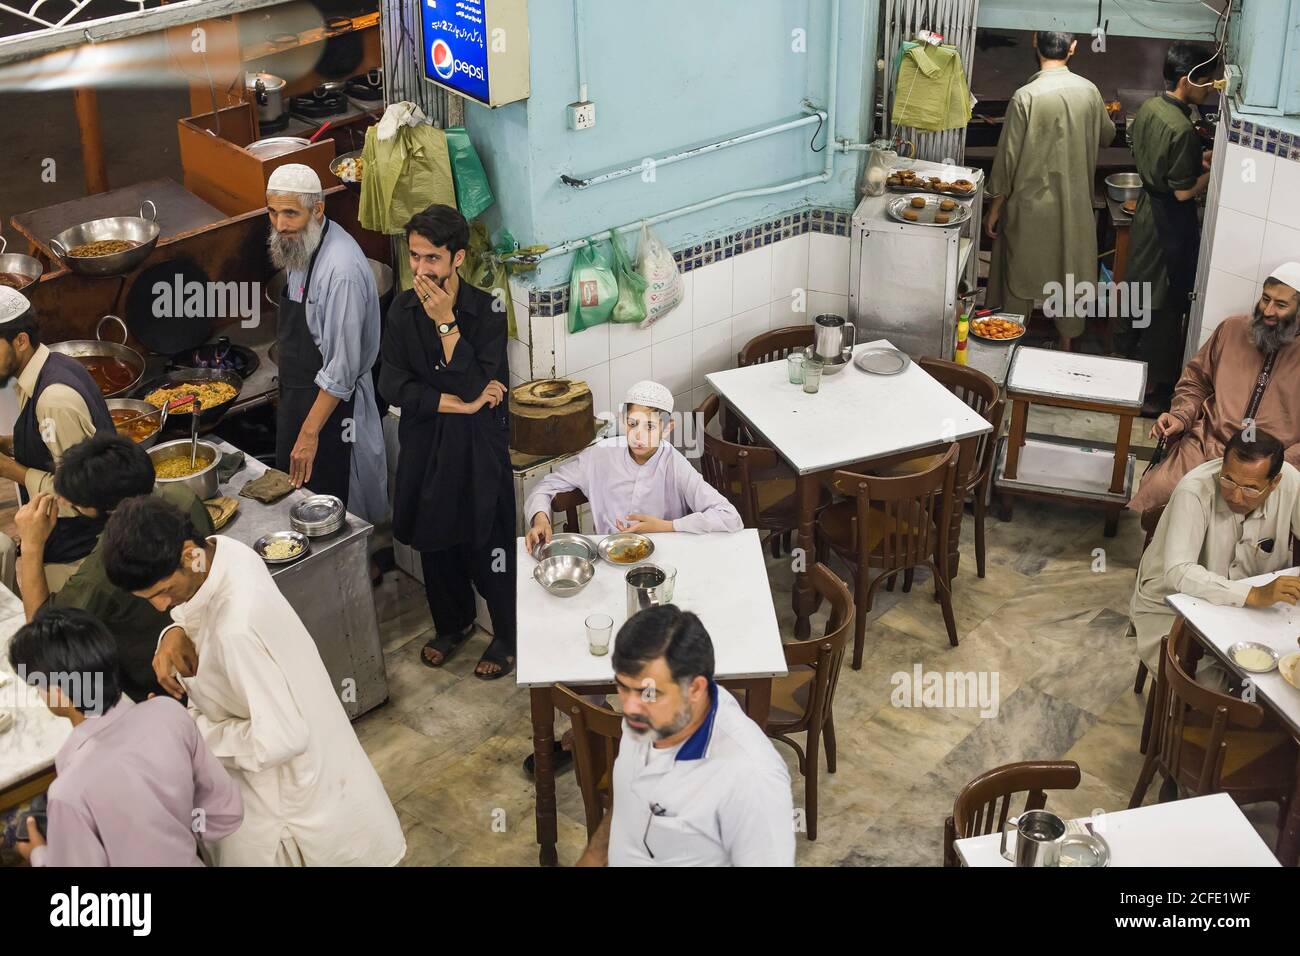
47;315;146;399
132;367;243;426
48;200;160;278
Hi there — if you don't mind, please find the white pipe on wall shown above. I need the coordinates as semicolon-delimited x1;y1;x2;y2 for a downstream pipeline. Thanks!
509;0;842;264
574;0;590;103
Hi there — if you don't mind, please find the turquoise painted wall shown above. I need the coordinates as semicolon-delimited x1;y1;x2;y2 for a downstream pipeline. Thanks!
976;0;1222;40
464;0;876;287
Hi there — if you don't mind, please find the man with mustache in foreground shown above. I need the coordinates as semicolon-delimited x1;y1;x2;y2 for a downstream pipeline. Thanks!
1131;263;1300;514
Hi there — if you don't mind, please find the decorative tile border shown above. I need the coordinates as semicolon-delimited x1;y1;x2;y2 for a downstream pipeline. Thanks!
525;206;853;316
1226;114;1300;162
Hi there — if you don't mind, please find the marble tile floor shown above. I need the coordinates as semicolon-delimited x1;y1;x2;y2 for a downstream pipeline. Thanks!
359;445;1287;866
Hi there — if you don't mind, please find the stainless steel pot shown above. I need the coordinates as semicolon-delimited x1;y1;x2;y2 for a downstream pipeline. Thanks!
49;201;160;277
246;71;287;126
0;236;42;291
106;398;166;449
1104;172;1143;203
149;438;221;500
625;564;672;618
47;315;146;399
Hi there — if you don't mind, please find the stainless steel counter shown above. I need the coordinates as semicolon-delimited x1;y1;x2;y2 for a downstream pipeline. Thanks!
209;439;388;720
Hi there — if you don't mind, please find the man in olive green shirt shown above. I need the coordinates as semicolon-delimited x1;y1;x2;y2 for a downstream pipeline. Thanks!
13;434;213;701
1126;42;1217;400
985;32;1115;350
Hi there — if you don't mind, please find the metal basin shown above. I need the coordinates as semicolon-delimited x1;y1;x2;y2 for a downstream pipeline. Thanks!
148;438;221;500
49;200;160;277
106;398;166;449
1104;172;1143;203
533;555;595;597
532;532;599;563
47;315;146;399
0;236;42;291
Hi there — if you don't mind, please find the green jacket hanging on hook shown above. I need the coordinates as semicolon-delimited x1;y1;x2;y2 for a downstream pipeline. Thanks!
891;43;972;132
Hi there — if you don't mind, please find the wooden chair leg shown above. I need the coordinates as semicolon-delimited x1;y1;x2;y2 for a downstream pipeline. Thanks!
1128;753;1159;808
805;726;821;842
1134;659;1147;694
1138;678;1156;755
852;583;870;670
936;575;958;647
824;711;837;773
885;573;897;592
974;492;987;579
903;568;914;592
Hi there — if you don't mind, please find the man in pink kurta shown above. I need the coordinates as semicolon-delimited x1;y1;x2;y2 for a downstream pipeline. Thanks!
1130;267;1300;515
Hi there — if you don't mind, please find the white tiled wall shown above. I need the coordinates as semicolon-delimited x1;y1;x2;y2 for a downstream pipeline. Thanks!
509;229;850;417
1197;140;1300;345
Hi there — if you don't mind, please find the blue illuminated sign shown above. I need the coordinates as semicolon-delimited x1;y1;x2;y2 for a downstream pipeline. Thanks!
420;0;491;104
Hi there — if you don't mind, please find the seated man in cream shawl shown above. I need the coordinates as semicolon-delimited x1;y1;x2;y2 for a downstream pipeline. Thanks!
100;495;405;867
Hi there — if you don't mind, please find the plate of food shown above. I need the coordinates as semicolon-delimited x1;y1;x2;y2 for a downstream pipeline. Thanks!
886;194;971;228
253;531;311;565
885;168;976;197
1228;641;1280;674
969;315;1026;342
598;532;654;565
1279;651;1300;690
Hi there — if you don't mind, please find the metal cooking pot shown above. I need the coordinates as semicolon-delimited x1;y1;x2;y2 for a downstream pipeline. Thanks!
0;236;42;291
49;201;160;277
246;71;287;126
149;438;221;500
133;367;243;426
1104;172;1143;204
47;315;146;399
265;259;394;311
106;398;166;449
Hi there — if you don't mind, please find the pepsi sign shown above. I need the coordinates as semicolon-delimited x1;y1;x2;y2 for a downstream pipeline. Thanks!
421;0;491;104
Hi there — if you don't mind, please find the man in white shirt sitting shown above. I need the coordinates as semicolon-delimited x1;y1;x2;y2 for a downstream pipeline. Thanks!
1130;427;1300;688
576;605;794;867
100;496;406;867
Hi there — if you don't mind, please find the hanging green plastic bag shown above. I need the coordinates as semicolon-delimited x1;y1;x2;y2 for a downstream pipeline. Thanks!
568;237;618;333
445;126;495;220
458;220;517;339
609;229;648;324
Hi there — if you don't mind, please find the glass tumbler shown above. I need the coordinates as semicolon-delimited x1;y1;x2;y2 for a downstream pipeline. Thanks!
802;359;824;393
787;352;806;384
585;613;614;656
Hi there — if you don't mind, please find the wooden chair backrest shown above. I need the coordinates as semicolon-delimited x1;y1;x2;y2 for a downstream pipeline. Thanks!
549;490;589;534
918;356;1005;490
550;683;624;837
944;760;1082;865
774;564;853;735
697;392;779;526
738;325;815;368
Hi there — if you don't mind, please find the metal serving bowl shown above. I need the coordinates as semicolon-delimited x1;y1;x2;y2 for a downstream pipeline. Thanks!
254;530;311;565
48;315;146;399
106;398;166;450
149;438;221;501
1104;172;1143;203
289;494;346;537
533;554;595;597
49;200;160;277
532;532;599;563
0;235;42;291
597;532;655;565
329;149;363;194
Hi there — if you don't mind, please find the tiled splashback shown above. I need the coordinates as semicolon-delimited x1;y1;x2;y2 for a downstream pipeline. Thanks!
1227;117;1300;162
506;205;855;419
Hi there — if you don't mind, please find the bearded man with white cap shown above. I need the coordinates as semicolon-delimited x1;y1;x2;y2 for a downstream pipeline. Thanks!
0;288;114;593
1131;264;1300;514
265;163;386;527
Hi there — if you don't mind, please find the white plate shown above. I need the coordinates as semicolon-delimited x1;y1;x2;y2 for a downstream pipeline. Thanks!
1228;641;1280;674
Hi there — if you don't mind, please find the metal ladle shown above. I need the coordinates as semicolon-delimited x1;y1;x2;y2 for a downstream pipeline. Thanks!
189;400;202;469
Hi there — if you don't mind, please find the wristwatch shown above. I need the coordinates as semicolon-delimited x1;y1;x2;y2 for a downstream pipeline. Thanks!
437;320;458;336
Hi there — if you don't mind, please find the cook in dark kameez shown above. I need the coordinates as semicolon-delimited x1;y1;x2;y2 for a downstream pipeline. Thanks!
380;205;515;679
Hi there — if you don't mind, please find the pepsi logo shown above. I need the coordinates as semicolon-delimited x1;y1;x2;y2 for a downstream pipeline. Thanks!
431;39;455;80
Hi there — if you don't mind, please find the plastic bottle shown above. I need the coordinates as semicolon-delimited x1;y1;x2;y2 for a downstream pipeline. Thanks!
955;314;969;365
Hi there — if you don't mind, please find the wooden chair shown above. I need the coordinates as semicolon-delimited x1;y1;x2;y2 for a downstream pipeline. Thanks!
918;358;1006;578
1129;623;1296;842
820;444;961;667
737;325;815;368
550;683;624;838
765;563;853;841
943;760;1082;866
697;393;828;558
547;490;588;534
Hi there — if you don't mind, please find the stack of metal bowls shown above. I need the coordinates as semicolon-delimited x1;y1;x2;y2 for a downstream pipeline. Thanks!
289;494;346;537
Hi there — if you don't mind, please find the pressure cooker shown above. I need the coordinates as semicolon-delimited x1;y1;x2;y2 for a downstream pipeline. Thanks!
245;71;287;126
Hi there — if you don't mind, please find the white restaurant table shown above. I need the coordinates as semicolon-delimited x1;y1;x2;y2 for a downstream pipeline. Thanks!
706;339;991;637
955;793;1280;867
517;528;788;865
0;581;69;803
1167;567;1300;863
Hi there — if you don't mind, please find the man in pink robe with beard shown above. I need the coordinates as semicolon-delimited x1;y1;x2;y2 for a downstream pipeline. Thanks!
1131;263;1300;515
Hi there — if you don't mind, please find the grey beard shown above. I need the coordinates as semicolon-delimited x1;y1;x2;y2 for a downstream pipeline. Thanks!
268;216;323;272
1249;308;1299;353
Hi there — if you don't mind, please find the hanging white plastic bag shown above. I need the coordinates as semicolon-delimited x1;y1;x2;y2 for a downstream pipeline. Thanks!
635;223;684;329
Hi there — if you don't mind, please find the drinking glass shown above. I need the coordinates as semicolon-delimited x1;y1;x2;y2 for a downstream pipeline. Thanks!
787;352;806;384
802;359;824;393
657;563;677;603
585;613;614;656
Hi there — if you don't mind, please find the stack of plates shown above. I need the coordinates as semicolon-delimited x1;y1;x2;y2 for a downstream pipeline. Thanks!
289;494;346;537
